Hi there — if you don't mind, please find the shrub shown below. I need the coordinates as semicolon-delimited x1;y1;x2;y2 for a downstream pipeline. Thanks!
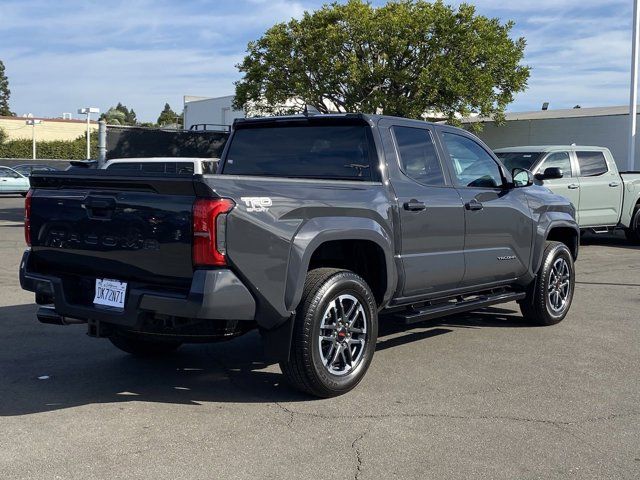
0;134;98;159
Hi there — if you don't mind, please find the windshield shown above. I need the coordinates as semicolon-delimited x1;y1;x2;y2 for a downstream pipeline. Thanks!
495;152;543;172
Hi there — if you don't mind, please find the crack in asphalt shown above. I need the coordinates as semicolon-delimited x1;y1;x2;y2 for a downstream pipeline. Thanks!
351;432;366;480
274;402;295;428
576;281;640;287
262;407;640;428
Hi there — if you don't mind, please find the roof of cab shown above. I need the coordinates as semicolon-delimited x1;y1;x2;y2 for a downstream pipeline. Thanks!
233;113;441;129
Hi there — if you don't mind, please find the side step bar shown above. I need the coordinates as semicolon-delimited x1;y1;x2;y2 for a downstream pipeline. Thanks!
390;291;526;325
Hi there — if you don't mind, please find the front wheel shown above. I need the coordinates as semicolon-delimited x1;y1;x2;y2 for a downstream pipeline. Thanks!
520;241;575;326
280;268;378;398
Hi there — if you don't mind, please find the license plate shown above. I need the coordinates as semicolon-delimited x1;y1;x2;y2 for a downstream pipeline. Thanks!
93;278;127;309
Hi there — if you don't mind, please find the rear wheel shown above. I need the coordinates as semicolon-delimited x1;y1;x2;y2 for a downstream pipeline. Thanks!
521;241;575;326
109;332;182;356
625;206;640;244
280;268;378;398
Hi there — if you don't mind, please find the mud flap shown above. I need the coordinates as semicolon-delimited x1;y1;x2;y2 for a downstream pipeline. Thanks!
260;314;295;363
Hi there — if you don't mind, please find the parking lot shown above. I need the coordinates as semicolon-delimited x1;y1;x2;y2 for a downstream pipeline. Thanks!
0;194;638;480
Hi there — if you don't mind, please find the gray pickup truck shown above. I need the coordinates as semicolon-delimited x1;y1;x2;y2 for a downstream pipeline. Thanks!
495;146;640;242
20;114;579;397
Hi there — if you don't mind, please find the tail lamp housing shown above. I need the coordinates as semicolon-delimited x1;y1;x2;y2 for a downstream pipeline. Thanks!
24;189;33;246
192;198;235;267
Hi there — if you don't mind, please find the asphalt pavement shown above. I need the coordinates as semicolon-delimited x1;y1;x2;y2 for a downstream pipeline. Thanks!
0;195;638;480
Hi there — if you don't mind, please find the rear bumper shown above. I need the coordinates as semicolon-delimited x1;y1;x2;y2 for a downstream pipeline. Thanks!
19;250;256;328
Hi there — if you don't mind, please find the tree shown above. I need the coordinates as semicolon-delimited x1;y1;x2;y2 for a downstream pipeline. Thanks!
0;60;15;117
157;103;180;126
0;126;7;144
99;102;138;125
233;0;530;128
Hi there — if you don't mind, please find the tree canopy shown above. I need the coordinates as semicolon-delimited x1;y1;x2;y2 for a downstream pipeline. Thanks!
0;60;15;117
100;102;138;125
157;103;181;126
233;0;529;126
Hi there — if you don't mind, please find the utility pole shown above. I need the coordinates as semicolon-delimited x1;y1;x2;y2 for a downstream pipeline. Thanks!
25;119;42;160
77;107;100;159
98;120;107;167
629;0;640;172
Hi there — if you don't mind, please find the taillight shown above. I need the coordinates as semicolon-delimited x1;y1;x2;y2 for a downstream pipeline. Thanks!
24;189;33;246
192;198;235;267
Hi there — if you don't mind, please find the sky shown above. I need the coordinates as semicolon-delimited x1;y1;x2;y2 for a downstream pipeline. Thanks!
0;0;634;122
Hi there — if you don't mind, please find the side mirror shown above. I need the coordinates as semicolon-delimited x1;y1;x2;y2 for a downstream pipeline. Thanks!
511;168;533;188
535;167;564;181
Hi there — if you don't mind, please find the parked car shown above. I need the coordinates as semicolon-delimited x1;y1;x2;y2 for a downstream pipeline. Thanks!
0;166;30;195
20;114;579;397
102;157;219;175
12;164;58;177
495;146;640;242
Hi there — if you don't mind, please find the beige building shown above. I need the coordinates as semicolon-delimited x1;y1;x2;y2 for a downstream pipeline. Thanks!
0;116;98;142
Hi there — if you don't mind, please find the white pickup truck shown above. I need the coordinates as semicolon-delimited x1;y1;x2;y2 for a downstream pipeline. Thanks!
495;146;640;243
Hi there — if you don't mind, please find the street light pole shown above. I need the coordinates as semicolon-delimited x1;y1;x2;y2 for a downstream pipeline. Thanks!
629;0;640;172
77;107;100;159
25;119;42;160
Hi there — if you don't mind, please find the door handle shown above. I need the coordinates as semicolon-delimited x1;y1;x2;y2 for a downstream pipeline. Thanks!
568;184;580;190
609;182;620;187
403;200;426;212
465;199;483;211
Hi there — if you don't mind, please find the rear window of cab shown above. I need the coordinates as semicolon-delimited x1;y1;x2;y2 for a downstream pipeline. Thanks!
223;124;379;181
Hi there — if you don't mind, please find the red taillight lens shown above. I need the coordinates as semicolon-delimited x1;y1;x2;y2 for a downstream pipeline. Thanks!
24;189;33;246
192;198;235;267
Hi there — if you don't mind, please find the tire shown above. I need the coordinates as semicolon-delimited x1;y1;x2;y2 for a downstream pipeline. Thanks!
280;268;378;398
624;206;640;244
109;332;182;356
520;241;575;326
20;192;27;198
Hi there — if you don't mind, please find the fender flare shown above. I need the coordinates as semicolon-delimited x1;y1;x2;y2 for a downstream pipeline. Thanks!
283;216;396;312
533;219;580;273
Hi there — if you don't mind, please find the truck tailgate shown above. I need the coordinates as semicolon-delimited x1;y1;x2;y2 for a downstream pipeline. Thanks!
28;172;213;290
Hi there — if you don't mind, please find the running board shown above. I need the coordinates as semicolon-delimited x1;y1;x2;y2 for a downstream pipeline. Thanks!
390;291;526;325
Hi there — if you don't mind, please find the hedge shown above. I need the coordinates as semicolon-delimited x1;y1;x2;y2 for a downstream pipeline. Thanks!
0;134;98;160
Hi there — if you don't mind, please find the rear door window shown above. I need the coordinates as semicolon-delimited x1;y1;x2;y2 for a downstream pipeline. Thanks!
577;151;608;177
540;152;572;177
392;126;445;186
223;124;377;181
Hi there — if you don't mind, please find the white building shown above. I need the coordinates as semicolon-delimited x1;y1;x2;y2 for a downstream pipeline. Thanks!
183;95;245;131
463;105;640;171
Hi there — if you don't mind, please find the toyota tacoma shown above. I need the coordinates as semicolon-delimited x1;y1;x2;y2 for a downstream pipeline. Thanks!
20;113;579;397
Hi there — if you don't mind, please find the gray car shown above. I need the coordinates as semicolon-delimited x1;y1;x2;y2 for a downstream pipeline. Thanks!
21;114;579;397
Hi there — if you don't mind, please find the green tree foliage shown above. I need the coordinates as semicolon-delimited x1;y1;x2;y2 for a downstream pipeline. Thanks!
0;134;98;159
157;103;180;126
0;60;15;117
234;0;529;127
100;102;138;125
0;126;7;144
